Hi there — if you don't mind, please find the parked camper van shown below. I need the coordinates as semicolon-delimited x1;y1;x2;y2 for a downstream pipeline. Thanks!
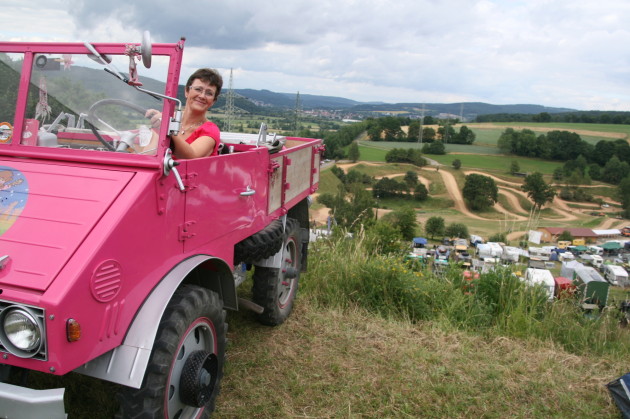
603;265;629;287
524;268;555;301
591;254;604;269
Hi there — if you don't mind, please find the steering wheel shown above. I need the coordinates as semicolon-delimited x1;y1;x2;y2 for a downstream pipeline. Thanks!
86;98;150;152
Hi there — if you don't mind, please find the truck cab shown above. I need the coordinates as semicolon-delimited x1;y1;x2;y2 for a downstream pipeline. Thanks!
0;33;322;418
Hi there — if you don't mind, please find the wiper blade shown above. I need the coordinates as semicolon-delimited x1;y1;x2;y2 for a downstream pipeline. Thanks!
84;42;127;83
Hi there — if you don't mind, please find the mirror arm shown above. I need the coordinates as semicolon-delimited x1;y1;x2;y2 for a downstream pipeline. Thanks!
133;87;183;134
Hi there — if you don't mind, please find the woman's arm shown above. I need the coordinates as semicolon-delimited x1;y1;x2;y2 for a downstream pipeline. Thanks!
172;134;216;159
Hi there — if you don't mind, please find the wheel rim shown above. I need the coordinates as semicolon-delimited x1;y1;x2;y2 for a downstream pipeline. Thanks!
278;236;298;308
166;318;217;419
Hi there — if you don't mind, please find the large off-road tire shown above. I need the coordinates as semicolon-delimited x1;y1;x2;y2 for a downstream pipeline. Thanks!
116;285;227;419
252;218;301;326
233;218;284;264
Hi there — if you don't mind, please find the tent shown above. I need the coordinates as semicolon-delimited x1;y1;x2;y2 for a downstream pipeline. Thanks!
412;237;428;248
602;241;622;250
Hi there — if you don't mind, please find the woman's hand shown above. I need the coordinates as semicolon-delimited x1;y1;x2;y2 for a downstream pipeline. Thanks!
145;109;162;129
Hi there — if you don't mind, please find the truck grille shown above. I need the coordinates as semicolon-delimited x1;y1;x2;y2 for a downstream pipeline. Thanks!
91;260;123;302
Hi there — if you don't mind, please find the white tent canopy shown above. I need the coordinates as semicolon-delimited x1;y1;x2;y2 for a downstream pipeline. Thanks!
593;229;621;237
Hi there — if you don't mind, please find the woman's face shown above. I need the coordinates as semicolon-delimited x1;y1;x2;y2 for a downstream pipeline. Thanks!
186;79;218;112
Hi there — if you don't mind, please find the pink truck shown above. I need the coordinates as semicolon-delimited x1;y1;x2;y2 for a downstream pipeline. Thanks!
0;33;322;417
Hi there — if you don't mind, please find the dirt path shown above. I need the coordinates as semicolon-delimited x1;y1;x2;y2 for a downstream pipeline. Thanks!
507;230;527;242
312;161;609;229
492;200;529;221
336;161;382;171
373;172;432;189
595;217;628;230
428;167;486;220
498;188;529;216
463;170;523;187
443;169;579;221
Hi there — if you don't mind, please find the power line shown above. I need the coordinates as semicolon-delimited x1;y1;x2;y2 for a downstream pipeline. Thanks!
225;68;234;132
419;104;425;146
294;91;301;135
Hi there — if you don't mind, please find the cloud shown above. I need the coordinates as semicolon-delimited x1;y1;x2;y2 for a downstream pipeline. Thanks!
3;0;630;110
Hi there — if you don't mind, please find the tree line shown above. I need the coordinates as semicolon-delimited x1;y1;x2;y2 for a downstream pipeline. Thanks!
477;111;630;125
497;128;630;185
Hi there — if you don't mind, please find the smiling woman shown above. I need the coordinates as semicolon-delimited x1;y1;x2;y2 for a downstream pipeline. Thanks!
147;68;223;159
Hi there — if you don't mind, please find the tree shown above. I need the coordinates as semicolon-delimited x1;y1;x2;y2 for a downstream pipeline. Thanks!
413;183;428;201
602;156;630;184
367;125;382;142
330;165;346;183
425;216;445;239
522;172;556;210
618;176;630;218
558;230;574;242
407;120;420;142
421;141;446;155
452;159;462;170
403;171;419;188
373;177;404;199
445;222;469;239
364;221;405;255
456;126;476;144
384;207;419;241
438;124;456;142
347;141;359;162
510;160;520;175
422;127;436;142
462;174;498;211
385;148;427;166
317;183;375;232
588;163;602;181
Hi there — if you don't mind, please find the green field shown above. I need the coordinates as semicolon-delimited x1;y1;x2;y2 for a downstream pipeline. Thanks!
463;123;629;145
475;121;630;138
357;142;563;175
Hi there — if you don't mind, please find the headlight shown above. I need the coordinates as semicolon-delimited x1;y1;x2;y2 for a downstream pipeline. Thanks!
0;307;43;358
4;309;40;350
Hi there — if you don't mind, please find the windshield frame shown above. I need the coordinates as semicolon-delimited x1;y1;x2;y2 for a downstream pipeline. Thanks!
0;40;185;169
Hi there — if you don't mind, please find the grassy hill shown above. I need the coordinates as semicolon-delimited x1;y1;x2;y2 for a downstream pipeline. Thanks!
213;233;630;418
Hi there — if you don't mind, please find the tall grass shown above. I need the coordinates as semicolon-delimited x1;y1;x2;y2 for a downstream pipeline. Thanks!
303;230;630;358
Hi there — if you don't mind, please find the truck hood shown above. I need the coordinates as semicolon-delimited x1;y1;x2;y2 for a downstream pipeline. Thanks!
0;159;133;292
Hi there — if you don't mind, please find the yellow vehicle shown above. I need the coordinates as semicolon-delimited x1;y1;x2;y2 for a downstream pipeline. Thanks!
557;240;572;249
573;239;586;246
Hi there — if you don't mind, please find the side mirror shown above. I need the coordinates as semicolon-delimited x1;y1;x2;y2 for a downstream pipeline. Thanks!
141;31;152;68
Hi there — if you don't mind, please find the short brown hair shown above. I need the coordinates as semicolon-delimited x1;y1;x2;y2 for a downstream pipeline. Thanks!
186;68;223;98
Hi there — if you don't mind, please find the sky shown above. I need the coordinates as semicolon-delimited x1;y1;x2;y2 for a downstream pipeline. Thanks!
2;0;630;111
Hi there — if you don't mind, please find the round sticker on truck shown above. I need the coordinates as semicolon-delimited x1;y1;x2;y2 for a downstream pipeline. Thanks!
0;122;13;143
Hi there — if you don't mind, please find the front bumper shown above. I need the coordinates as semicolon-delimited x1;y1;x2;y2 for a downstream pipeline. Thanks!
0;382;66;418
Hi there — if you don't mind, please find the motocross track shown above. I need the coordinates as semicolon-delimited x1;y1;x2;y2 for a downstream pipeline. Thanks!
311;162;620;232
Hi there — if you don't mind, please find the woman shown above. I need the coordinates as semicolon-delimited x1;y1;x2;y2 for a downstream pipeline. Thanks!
148;68;223;158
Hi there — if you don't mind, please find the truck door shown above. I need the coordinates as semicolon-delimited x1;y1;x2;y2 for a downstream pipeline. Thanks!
181;148;270;255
